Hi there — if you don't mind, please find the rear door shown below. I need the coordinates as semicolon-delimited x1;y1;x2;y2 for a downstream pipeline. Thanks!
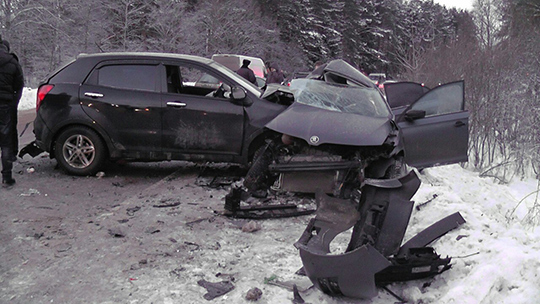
395;81;469;168
80;60;162;154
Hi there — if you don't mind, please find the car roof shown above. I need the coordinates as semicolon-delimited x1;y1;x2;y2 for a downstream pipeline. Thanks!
211;54;264;63
47;52;222;86
77;52;214;64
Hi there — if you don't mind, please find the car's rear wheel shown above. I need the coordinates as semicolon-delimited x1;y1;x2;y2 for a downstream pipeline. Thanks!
54;126;106;176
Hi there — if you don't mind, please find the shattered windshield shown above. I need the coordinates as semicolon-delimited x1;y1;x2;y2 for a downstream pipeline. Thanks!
290;79;391;118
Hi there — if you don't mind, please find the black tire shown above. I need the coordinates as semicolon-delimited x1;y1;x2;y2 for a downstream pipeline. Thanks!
54;126;107;176
244;145;274;192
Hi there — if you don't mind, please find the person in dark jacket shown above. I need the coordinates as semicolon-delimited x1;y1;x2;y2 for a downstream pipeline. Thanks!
236;59;257;84
265;63;284;85
0;37;24;185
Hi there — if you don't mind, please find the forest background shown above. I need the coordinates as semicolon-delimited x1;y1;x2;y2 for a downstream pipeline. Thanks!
1;0;539;181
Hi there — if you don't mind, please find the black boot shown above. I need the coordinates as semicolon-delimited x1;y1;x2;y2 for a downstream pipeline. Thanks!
2;173;15;186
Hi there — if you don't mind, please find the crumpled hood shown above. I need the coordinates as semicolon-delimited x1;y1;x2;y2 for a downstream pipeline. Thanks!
308;59;376;88
265;102;393;146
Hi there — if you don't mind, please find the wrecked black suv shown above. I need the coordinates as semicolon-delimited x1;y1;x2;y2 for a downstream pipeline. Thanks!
32;52;293;175
32;53;467;179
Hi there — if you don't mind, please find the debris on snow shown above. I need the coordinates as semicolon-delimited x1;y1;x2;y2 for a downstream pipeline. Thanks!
152;198;181;208
108;227;125;238
242;220;261;233
245;287;263;301
416;193;439;211
292;284;306;304
126;206;141;216
197;279;235;300
20;188;41;196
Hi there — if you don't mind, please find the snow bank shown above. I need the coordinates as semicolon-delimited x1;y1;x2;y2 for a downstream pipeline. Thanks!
389;165;540;304
19;87;37;111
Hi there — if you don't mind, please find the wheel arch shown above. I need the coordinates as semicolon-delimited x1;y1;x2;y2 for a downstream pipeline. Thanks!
49;122;114;160
244;129;280;164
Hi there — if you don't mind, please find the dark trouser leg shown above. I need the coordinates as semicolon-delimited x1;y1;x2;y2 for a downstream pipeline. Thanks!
1;146;14;180
0;103;15;183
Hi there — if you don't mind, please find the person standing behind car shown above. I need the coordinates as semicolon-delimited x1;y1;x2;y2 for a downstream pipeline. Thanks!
2;40;20;161
236;59;257;85
265;63;284;85
0;37;24;186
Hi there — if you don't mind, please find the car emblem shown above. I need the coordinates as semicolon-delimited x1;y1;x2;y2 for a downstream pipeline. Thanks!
310;136;320;144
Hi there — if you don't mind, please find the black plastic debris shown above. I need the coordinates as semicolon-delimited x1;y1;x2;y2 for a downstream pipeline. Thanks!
223;187;315;219
292;284;305;304
197;279;235;300
18;140;44;158
195;166;245;188
126;206;141;216
108;227;125;238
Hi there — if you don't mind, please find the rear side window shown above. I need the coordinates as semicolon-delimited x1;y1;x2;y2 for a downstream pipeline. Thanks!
96;64;157;92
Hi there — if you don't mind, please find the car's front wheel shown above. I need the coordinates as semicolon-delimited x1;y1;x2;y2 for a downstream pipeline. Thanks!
54;126;106;176
244;144;274;192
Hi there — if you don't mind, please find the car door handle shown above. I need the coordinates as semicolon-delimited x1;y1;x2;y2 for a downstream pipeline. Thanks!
84;92;104;98
454;121;466;127
167;101;187;108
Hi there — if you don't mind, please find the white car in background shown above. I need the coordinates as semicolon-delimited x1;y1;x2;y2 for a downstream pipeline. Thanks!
211;54;267;87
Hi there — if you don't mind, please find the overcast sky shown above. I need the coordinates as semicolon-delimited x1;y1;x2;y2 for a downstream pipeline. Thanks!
434;0;474;10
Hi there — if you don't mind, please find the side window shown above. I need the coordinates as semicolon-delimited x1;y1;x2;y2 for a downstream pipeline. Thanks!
97;64;157;92
165;64;230;98
409;82;464;117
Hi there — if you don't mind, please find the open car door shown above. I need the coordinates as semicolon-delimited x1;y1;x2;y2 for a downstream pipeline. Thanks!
384;81;430;114
392;81;468;169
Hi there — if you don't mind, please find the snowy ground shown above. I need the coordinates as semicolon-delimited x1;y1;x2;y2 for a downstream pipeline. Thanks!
12;88;540;303
394;166;540;303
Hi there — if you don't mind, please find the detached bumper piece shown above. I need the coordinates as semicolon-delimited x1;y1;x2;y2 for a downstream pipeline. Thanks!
18;141;45;158
223;187;315;219
294;171;466;299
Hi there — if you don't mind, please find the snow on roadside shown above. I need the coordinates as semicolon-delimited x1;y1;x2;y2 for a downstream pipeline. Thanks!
18;87;36;111
391;165;540;303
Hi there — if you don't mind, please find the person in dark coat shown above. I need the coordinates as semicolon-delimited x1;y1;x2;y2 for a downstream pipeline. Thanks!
0;37;24;185
265;63;284;85
236;59;257;84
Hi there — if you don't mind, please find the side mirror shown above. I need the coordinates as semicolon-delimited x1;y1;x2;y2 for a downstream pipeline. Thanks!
231;87;253;106
231;86;246;100
404;109;426;122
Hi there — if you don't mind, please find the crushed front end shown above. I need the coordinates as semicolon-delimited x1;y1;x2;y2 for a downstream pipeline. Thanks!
244;72;403;198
